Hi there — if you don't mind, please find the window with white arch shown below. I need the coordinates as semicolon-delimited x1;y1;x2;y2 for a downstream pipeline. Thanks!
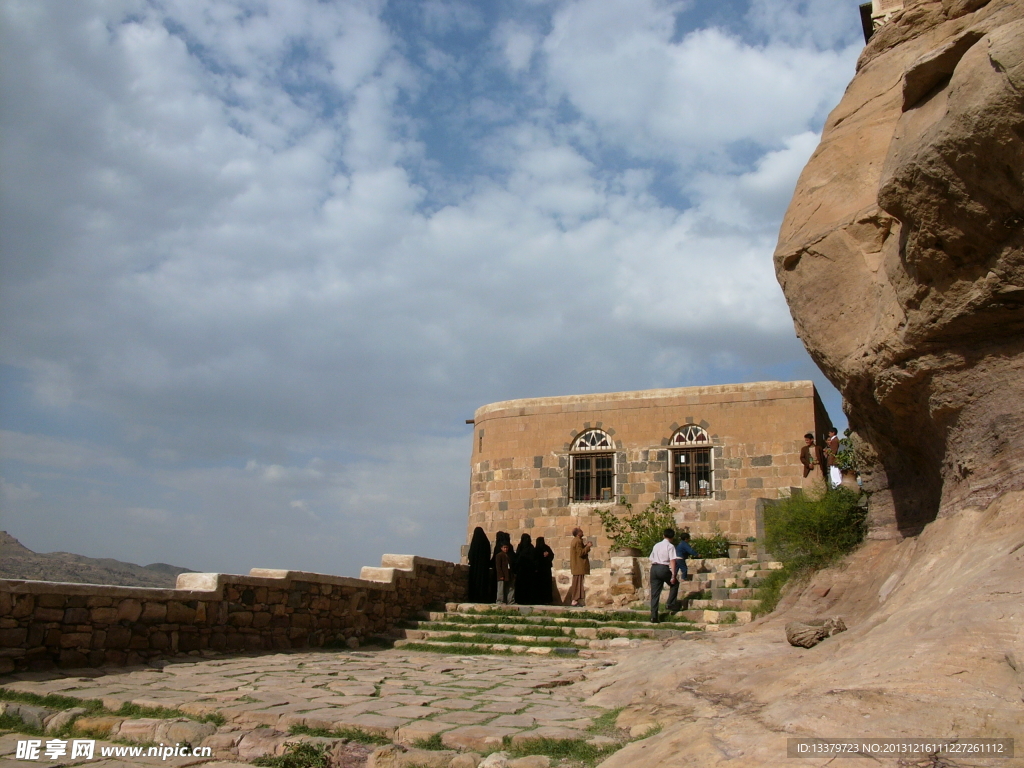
569;429;614;502
670;425;713;498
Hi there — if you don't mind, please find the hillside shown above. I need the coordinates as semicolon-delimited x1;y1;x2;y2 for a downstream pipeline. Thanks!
0;531;195;588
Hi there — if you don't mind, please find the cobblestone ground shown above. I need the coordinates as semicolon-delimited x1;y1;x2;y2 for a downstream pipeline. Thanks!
0;648;624;766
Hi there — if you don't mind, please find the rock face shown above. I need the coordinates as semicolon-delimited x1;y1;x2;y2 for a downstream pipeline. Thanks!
774;0;1024;535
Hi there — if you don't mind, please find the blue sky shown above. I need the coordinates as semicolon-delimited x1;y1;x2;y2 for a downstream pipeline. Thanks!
0;0;861;575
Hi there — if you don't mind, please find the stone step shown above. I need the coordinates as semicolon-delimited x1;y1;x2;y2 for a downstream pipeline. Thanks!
422;610;696;627
398;622;701;641
688;599;760;610
677;609;753;625
437;605;698;625
394;629;586;646
423;612;704;632
392;638;582;656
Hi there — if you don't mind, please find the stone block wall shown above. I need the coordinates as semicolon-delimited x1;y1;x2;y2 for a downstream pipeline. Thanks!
0;555;467;673
466;381;832;569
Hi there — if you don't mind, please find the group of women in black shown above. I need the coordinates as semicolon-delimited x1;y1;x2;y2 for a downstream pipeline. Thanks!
466;527;556;605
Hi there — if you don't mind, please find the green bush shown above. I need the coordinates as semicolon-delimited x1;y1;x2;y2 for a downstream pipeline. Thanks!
833;428;861;472
594;499;675;555
755;487;867;616
689;527;730;559
763;487;866;570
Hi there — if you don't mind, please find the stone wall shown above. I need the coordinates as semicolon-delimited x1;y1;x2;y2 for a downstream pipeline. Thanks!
0;555;467;673
466;381;831;569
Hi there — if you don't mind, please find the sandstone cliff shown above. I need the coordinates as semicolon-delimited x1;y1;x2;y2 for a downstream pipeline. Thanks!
774;0;1024;535
572;4;1024;765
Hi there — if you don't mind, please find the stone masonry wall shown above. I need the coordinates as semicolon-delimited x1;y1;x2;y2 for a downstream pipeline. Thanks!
0;555;467;674
467;381;832;571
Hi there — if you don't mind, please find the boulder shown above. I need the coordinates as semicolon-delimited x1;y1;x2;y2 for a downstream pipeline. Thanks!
785;617;848;648
43;707;88;734
367;744;457;768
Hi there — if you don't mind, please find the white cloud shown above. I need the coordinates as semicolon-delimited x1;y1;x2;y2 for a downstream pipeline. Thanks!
0;0;850;574
1;478;40;503
542;0;857;165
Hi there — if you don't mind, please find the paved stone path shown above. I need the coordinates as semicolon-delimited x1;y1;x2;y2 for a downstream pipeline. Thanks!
1;648;623;763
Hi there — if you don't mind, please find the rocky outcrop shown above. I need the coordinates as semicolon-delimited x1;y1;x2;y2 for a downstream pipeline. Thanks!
774;0;1024;535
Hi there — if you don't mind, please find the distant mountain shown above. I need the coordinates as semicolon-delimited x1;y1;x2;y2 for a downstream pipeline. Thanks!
0;531;196;588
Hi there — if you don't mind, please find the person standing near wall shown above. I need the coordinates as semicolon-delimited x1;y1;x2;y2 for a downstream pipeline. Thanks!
569;528;592;606
495;543;512;604
799;433;819;478
535;536;555;604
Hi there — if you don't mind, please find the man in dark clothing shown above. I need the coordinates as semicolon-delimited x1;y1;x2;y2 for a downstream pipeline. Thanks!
666;531;698;612
534;537;555;604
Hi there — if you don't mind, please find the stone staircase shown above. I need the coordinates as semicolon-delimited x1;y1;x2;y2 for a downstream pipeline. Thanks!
387;555;783;656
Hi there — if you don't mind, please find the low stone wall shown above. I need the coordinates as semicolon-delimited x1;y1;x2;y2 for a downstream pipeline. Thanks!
552;557;648;608
0;555;467;673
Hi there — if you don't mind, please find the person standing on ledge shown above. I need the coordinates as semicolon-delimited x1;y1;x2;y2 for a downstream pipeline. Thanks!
569;527;592;606
800;433;824;479
825;427;841;488
649;528;679;623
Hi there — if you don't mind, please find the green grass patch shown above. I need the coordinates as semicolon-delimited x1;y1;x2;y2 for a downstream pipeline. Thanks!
288;724;391;745
755;487;866;617
0;687;222;727
411;733;447;750
458;607;522;617
0;711;43;736
507;736;619;765
398;642;516;656
586;707;625;736
752;567;792;616
252;742;332;768
113;702;224;725
0;688;104;713
422;633;575;648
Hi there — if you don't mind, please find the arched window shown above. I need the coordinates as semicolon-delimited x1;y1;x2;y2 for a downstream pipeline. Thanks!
570;430;614;502
670;426;713;498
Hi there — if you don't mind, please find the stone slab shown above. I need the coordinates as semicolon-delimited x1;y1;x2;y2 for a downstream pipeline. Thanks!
441;725;521;751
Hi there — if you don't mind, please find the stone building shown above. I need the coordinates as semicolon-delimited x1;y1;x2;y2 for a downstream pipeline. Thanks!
465;381;832;574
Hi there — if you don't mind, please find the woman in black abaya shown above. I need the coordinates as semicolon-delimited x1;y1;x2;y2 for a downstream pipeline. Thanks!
515;533;538;606
467;527;491;603
534;536;555;604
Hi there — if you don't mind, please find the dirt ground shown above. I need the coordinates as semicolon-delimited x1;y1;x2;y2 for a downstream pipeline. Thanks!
578;491;1024;767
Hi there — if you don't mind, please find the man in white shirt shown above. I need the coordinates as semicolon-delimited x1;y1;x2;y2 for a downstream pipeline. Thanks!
649;528;679;623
